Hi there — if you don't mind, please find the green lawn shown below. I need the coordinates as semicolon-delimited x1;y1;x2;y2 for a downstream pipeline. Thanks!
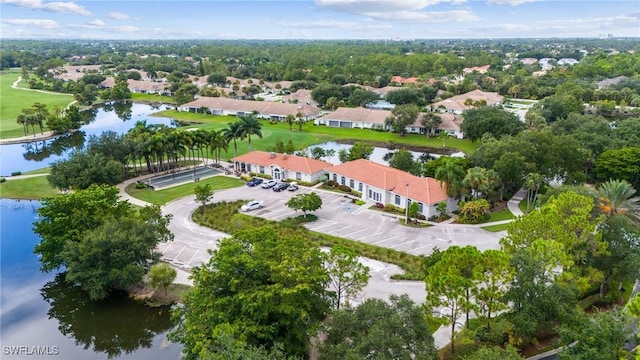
0;71;75;139
131;93;176;104
153;110;479;155
519;198;532;214
23;167;51;175
486;208;516;222
481;223;510;232
0;175;60;199
125;175;245;205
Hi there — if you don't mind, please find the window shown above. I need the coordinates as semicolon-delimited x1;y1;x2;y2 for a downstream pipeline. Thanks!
350;179;354;188
395;195;400;205
418;202;424;213
341;177;345;185
296;172;302;180
259;166;264;174
358;183;363;191
333;174;337;182
368;189;372;198
246;164;251;172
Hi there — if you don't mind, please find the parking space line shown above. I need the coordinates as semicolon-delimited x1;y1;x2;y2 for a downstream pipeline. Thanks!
371;236;398;245
359;232;385;240
408;243;433;254
187;249;201;266
326;225;352;234
342;228;369;237
389;241;418;249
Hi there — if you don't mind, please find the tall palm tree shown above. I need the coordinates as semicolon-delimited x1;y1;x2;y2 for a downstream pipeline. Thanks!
16;113;28;136
296;112;304;132
223;121;242;157
208;129;228;165
523;173;544;213
285;114;295;131
237;115;263;152
598;179;639;223
434;158;466;198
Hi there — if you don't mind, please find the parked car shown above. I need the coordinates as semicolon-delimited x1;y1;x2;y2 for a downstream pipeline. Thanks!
261;180;277;189
240;200;264;212
272;182;290;192
288;182;299;191
246;177;264;187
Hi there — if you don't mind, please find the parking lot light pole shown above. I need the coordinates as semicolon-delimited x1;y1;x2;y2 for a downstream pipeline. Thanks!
405;183;410;224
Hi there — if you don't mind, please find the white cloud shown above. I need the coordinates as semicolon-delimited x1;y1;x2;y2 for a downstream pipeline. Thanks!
1;0;91;15
107;11;133;20
1;18;60;29
87;19;104;27
279;20;392;31
486;0;542;5
365;9;480;22
113;25;140;33
316;0;466;13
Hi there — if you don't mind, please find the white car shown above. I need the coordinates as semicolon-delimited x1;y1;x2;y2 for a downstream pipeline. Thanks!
240;200;264;212
261;180;277;189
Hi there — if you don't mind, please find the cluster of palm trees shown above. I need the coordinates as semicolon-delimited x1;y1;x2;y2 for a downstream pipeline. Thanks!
16;103;49;136
124;115;263;176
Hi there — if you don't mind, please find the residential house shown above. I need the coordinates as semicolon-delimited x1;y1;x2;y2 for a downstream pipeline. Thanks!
597;76;628;89
314;107;391;130
462;65;491;74
390;76;419;85
326;159;458;217
231;151;332;182
178;96;322;121
436;112;464;139
99;78;171;95
429;89;503;115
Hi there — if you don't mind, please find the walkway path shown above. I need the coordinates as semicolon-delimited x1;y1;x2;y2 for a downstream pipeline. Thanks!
507;188;526;217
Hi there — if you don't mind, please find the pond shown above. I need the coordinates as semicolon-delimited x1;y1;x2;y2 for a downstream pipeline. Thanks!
0;198;183;359
305;141;465;166
0;102;178;176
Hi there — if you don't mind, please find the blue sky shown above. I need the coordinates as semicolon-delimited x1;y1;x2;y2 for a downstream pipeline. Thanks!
1;0;639;39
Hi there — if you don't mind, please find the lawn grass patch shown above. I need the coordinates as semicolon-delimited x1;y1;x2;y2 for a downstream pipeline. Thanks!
0;175;60;199
519;198;531;214
486;208;515;222
125;175;244;205
131;93;176;104
23;167;51;175
153;109;479;155
0;72;74;139
481;223;510;232
193;200;426;280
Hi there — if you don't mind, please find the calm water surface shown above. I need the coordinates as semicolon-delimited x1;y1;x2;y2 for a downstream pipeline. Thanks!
0;198;183;359
0;102;177;176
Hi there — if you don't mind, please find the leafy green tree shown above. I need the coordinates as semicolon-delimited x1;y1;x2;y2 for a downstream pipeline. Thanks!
325;96;338;111
595;147;640;190
285;114;295;131
388;149;418;174
148;263;177;296
286;192;322;219
462;345;522;360
460;107;525;142
110;74;131;101
194;183;214;213
348;88;380;107
311;84;344;107
384;103;420;136
420;112;442;137
408;201;420;224
502;191;606;291
174;83;199;105
318;295;438;360
474;250;513;331
464;167;490;198
48;151;126;190
533;94;584;123
337;142;374;163
324;245;370;310
207;72;227;86
171;227;331;358
64;217;164;300
523;172;544;213
385;87;423;105
557;309;633;360
589;215;640;299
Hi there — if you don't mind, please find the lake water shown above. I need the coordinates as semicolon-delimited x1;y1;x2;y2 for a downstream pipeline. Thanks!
0;198;183;359
0;103;177;176
305;141;465;166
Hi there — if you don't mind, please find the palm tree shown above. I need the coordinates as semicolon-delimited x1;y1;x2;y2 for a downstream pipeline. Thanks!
434;158;466;198
286;114;295;131
208;129;228;165
237;115;263;152
16;113;28;136
597;179;639;223
523;173;544;213
296;112;304;132
464;167;488;198
223;121;242;157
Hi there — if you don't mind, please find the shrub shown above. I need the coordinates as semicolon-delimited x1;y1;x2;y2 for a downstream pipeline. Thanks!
11;171;21;176
416;213;426;220
135;182;147;189
374;202;384;208
336;184;352;193
326;180;338;187
355;200;366;206
0;178;5;183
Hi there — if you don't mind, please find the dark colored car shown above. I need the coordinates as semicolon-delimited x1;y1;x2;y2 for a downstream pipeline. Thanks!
272;182;289;192
247;178;264;187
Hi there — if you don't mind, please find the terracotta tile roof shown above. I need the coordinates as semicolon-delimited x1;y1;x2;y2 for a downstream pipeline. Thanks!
431;89;503;112
232;151;333;174
329;159;449;205
180;97;322;117
322;107;391;125
463;65;491;74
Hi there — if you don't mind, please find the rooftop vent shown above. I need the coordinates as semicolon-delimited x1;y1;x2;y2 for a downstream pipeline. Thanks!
270;152;276;158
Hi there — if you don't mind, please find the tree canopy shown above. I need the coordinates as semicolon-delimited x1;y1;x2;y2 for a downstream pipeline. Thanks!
460;107;525;142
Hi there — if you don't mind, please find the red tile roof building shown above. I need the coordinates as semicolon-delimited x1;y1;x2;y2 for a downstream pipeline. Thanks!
231;151;333;183
326;159;457;217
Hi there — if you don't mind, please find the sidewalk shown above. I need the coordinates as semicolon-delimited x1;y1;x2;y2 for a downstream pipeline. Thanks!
507;188;527;217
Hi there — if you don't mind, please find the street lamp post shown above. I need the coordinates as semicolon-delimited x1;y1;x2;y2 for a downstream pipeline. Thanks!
405;183;410;224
